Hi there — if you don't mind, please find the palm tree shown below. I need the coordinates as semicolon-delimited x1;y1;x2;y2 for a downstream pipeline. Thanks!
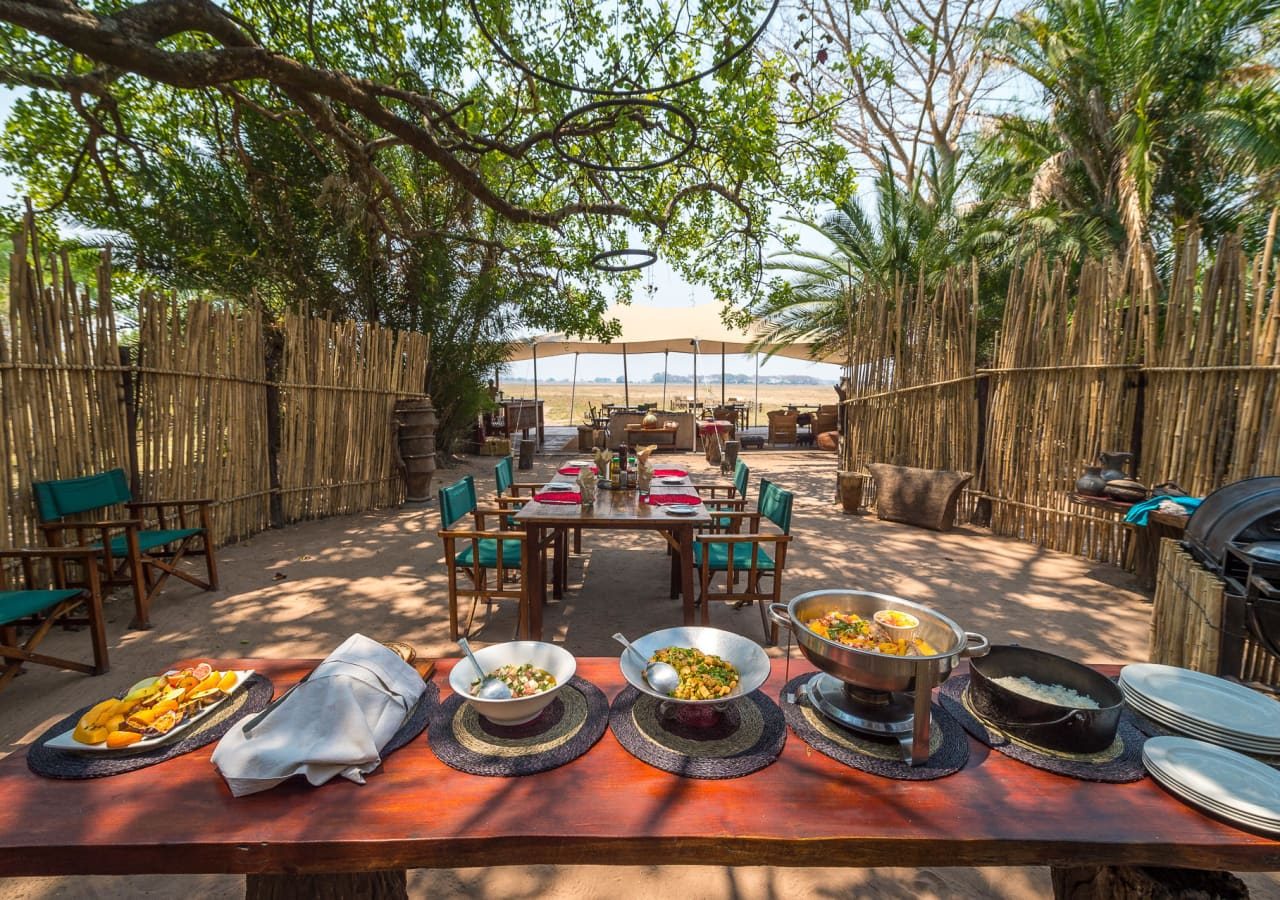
984;0;1280;256
750;151;1000;362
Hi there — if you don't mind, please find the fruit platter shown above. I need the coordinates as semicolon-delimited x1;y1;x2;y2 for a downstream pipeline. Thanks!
44;663;253;753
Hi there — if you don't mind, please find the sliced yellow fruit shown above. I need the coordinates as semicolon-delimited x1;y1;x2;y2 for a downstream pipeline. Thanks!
105;730;143;748
217;671;237;693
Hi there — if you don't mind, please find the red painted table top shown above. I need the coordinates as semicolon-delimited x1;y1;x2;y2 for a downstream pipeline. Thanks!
0;658;1277;877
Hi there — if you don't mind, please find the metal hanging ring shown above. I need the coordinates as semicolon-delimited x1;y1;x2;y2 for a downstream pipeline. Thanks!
467;0;781;97
590;249;657;272
552;98;697;172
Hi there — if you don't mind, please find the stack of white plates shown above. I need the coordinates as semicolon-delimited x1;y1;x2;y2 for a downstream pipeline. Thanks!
1143;736;1280;835
1120;662;1280;755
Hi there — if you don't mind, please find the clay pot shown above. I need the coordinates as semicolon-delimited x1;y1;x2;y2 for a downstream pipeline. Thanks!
1099;451;1133;483
642;412;659;428
1076;466;1107;496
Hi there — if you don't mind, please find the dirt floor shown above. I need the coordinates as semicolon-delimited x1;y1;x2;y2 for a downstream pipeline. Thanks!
2;448;1276;899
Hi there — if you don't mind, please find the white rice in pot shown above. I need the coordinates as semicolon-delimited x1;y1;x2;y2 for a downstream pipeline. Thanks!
990;675;1100;709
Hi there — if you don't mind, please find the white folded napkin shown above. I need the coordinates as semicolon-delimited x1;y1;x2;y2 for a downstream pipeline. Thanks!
211;633;425;797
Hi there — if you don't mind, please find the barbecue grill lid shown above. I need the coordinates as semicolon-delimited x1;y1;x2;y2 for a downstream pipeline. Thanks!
1185;477;1280;565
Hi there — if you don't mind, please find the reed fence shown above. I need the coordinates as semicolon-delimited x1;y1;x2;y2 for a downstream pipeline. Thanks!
1;218;430;555
842;221;1280;570
840;269;980;513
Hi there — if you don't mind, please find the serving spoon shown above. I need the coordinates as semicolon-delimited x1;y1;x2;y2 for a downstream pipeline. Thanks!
458;638;512;700
613;632;681;696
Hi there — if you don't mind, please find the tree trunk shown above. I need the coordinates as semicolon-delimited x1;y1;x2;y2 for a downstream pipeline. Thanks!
1050;865;1248;899
245;870;408;900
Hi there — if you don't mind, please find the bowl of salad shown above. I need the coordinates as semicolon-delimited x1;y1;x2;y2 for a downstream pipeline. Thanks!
448;640;576;725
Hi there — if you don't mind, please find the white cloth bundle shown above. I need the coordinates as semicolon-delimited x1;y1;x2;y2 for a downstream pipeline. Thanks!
211;633;425;797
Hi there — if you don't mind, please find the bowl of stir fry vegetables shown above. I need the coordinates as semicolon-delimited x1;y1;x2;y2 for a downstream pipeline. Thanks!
448;641;576;725
618;627;770;704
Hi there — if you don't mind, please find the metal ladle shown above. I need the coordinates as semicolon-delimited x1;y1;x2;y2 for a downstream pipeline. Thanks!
613;632;681;696
458;638;512;700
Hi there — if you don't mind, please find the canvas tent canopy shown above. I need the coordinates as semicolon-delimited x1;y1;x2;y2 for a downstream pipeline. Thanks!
503;303;844;436
505;303;842;363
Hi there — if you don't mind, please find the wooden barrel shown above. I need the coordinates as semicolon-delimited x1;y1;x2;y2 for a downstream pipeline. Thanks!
394;398;437;501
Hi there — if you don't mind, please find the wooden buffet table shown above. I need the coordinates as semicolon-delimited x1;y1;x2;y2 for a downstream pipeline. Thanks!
1;657;1278;895
514;478;712;638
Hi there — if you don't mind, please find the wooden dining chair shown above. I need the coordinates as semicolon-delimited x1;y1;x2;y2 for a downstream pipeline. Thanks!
1;547;109;692
495;456;580;555
692;479;793;644
766;411;798;447
33;468;217;629
694;460;750;534
437;475;531;641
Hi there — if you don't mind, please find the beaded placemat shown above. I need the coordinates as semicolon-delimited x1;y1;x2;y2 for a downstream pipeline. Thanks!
428;676;608;776
608;686;785;779
27;674;273;780
779;674;967;780
938;675;1146;783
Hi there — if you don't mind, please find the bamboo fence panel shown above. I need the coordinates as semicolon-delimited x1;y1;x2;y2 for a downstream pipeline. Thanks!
0;223;129;552
982;254;1144;563
1149;539;1225;674
1141;222;1280;494
841;271;980;511
278;313;429;522
135;294;271;544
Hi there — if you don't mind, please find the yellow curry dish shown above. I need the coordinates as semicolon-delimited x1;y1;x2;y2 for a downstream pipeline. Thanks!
649;646;740;700
804;611;939;656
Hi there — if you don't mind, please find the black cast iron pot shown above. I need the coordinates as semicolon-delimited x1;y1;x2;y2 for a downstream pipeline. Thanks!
967;646;1123;753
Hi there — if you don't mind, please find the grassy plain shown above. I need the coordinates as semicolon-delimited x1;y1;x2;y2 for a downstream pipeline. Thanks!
499;381;839;427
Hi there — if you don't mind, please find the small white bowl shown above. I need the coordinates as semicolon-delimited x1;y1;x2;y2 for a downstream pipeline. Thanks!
874;608;920;644
448;641;576;726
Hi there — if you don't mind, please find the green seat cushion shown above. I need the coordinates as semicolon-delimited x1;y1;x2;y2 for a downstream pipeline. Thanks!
0;589;82;624
93;528;201;556
692;541;775;571
456;538;523;568
717;515;734;530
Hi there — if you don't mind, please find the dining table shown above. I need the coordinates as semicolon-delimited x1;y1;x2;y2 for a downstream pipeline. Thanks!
514;473;712;639
0;657;1277;900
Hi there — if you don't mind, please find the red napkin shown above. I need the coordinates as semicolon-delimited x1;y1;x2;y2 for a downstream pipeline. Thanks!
646;493;702;506
557;465;598;475
652;468;687;477
535;490;582;504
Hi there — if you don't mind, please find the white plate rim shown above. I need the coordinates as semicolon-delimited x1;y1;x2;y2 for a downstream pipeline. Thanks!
44;669;255;754
663;504;698;515
1120;664;1280;740
1143;736;1280;822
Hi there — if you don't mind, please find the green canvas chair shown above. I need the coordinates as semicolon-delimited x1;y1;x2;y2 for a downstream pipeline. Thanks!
491;458;573;599
1;547;108;691
33;468;218;630
692;478;793;644
438;475;531;640
694;460;750;533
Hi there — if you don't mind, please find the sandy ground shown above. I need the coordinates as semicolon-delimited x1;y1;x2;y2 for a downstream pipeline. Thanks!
2;448;1276;899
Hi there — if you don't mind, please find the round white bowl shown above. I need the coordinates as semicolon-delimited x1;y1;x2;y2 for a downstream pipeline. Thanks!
448;641;576;725
618;626;770;704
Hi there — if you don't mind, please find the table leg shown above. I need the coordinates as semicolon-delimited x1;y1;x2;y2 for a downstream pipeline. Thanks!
677;524;698;625
552;528;565;600
522;523;545;640
246;870;407;899
669;529;680;600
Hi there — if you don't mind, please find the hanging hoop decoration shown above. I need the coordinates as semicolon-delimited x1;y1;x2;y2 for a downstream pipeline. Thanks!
467;0;781;97
553;98;697;172
590;249;657;272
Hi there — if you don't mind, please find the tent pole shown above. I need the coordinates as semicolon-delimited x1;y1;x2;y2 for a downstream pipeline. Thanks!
754;353;759;430
533;346;538;407
622;343;629;407
568;352;579;426
721;342;726;407
662;350;668;410
691;340;698;450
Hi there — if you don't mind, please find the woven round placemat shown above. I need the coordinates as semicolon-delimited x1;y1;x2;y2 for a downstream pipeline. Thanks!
779;674;967;780
428;676;608;776
381;681;436;758
937;675;1146;783
27;674;274;780
608;685;785;779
